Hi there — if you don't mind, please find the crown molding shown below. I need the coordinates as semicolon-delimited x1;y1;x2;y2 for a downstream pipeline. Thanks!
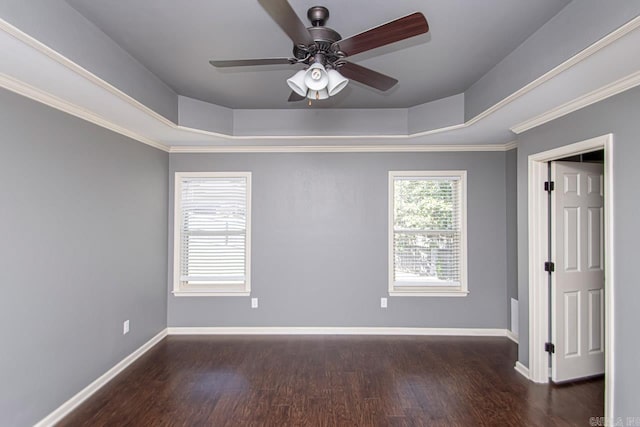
168;142;517;154
503;141;518;151
0;69;511;153
470;15;640;128
0;72;170;152
1;14;639;147
511;69;640;134
0;18;177;129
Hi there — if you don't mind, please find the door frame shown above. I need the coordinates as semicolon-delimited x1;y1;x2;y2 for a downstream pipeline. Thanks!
527;134;614;414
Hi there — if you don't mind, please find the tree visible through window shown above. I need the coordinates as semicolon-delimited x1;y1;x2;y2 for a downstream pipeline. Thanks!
389;171;467;295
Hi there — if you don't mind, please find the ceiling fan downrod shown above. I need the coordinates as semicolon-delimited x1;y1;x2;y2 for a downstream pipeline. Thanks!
307;6;329;27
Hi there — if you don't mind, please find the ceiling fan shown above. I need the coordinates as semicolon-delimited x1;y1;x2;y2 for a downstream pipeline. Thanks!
209;0;429;102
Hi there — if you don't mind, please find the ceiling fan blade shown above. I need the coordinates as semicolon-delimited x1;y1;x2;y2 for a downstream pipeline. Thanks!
288;91;305;102
209;58;293;68
258;0;314;47
339;62;398;91
333;12;428;57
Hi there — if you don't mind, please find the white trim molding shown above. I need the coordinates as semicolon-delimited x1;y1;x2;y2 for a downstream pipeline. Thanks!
0;73;169;152
526;134;614;415
503;141;518;151
511;69;640;134
0;18;176;129
388;291;469;297
168;143;517;154
514;361;530;380
167;327;509;336
476;15;640;128
506;330;519;344
0;69;519;154
2;13;639;149
172;291;251;297
34;328;168;427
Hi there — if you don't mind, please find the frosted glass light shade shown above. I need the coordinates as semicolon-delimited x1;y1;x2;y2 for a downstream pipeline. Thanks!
287;70;307;97
304;63;329;91
327;69;349;96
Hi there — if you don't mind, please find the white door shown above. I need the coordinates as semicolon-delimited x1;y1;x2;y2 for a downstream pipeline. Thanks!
551;161;605;382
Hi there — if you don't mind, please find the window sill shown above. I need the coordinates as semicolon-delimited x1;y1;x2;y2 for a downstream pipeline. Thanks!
388;291;469;297
172;291;251;297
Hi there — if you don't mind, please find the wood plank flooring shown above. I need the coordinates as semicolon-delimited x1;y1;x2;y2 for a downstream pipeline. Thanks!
59;335;603;426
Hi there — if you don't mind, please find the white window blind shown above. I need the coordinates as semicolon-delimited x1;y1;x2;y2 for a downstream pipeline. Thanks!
389;171;467;294
174;173;251;294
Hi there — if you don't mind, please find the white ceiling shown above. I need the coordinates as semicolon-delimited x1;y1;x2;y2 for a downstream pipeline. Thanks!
64;0;570;109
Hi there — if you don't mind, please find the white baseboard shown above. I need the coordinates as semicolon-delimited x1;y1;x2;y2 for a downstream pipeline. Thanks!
514;361;530;379
506;330;519;344
34;328;168;427
167;326;509;336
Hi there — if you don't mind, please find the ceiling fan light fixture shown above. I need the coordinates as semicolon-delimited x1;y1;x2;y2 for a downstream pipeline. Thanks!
327;69;349;96
287;69;308;97
307;88;329;100
210;3;429;104
304;62;329;91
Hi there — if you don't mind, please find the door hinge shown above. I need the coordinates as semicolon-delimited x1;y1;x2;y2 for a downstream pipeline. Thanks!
545;342;555;354
544;261;555;272
544;181;555;192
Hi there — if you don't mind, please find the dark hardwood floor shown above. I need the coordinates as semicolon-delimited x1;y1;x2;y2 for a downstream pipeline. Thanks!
59;335;603;426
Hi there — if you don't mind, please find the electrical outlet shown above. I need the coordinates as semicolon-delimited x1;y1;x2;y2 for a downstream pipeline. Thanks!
251;298;258;308
380;297;388;308
123;320;130;335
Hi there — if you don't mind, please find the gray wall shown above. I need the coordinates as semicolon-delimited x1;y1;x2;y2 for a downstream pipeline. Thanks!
0;88;169;427
506;148;518;330
232;109;408;136
516;86;640;418
168;152;509;329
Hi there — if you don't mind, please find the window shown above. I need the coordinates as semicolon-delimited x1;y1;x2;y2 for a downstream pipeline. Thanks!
173;172;251;296
389;171;467;296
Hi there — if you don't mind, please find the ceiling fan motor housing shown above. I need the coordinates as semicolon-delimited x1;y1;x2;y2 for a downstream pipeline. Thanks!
292;7;343;67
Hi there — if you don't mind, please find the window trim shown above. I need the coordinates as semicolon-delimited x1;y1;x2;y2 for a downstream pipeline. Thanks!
173;171;252;297
388;170;468;297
